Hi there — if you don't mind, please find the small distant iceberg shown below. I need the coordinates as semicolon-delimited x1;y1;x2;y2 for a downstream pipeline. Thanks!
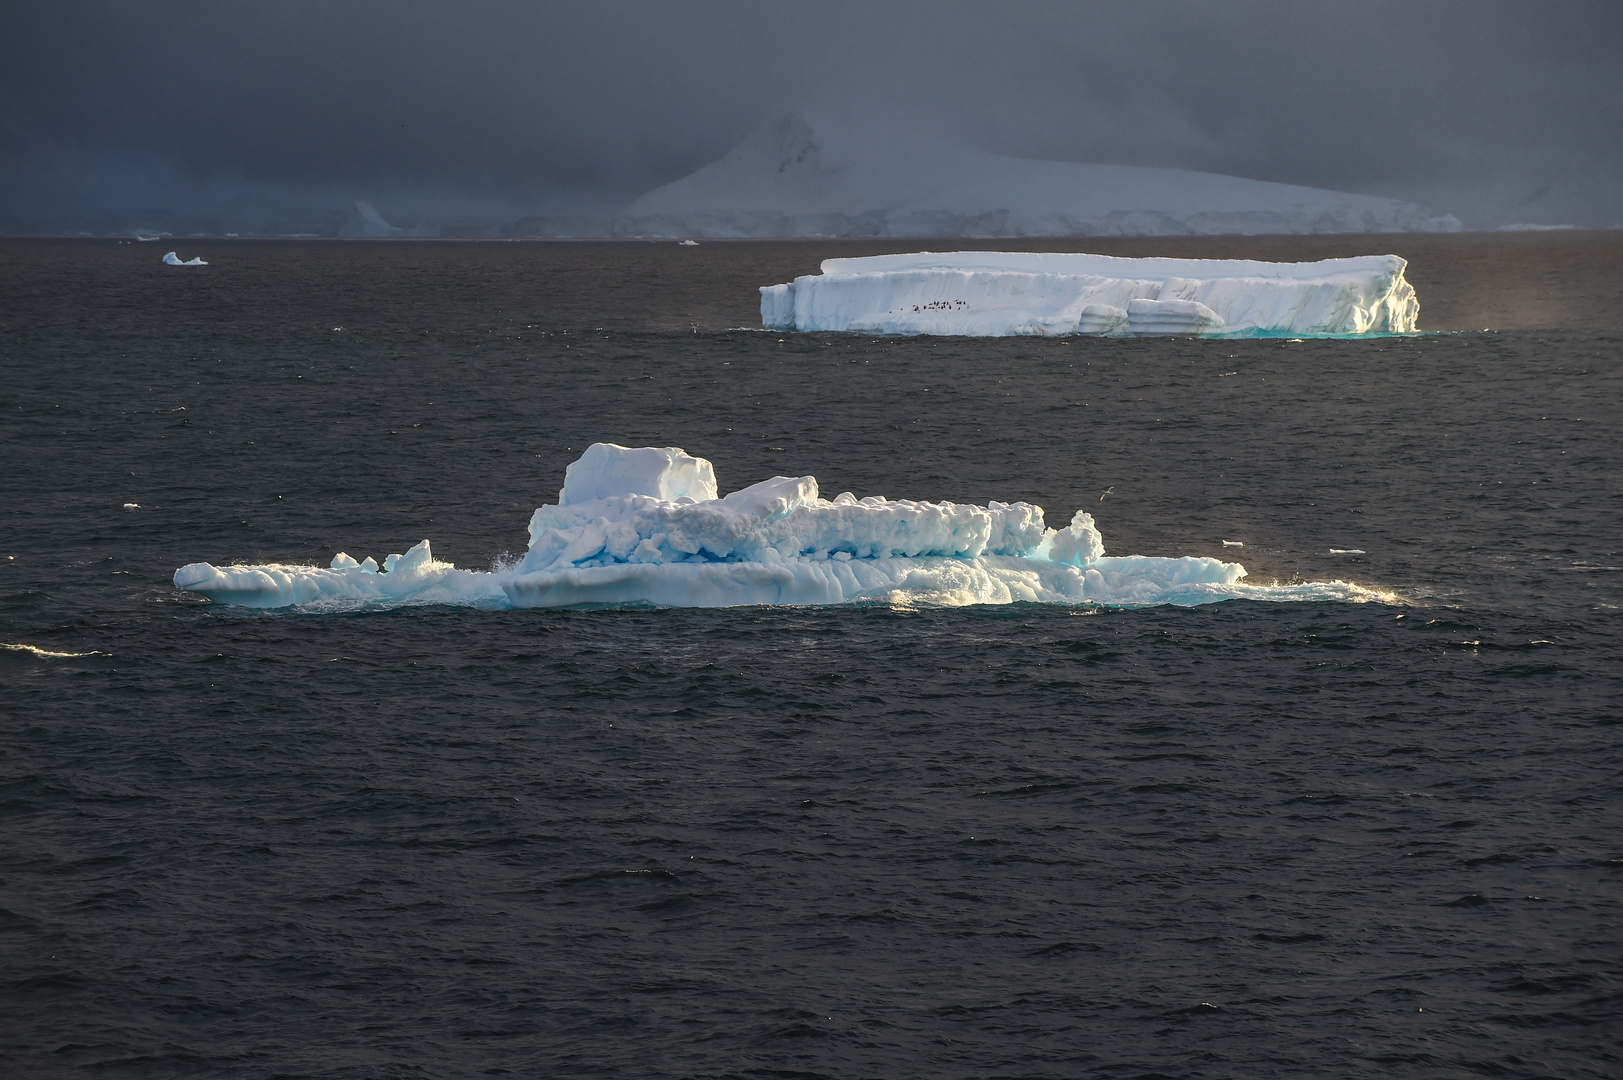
172;443;1387;612
162;251;207;266
761;251;1419;337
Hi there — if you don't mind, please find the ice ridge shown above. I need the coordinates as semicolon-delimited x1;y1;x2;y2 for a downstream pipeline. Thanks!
172;443;1387;611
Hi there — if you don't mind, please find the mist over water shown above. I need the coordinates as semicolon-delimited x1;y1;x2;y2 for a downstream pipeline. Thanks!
2;236;1620;1078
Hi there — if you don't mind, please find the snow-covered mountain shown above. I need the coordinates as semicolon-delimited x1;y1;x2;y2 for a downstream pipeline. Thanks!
618;115;1460;238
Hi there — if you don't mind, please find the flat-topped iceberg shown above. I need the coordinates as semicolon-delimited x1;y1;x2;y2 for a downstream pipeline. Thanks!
761;251;1419;337
173;443;1385;611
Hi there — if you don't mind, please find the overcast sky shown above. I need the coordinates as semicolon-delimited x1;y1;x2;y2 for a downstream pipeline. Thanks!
3;0;1620;231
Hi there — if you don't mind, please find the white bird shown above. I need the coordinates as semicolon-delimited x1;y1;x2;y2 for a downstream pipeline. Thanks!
1099;486;1114;501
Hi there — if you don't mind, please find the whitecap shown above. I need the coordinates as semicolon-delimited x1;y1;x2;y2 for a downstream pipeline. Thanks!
2;643;102;659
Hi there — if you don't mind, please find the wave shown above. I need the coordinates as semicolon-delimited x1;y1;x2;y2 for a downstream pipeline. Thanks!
2;643;103;659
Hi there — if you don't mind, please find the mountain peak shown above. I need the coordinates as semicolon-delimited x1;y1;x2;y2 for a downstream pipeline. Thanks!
621;116;1459;238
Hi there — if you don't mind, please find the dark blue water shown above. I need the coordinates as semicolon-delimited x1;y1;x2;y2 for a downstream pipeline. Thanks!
2;239;1620;1078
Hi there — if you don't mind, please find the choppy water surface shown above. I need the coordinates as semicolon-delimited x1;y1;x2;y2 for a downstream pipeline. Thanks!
2;238;1620;1079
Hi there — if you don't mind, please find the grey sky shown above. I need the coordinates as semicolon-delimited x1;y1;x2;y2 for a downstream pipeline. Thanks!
3;0;1619;231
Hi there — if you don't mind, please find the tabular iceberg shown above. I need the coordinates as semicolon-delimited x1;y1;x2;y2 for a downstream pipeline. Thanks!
762;251;1419;337
173;444;1385;612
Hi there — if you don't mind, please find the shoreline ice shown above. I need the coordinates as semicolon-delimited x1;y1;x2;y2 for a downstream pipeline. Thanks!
173;445;1386;613
762;251;1419;337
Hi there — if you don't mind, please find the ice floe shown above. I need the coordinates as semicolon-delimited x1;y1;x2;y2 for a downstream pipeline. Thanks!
173;444;1388;611
762;250;1419;337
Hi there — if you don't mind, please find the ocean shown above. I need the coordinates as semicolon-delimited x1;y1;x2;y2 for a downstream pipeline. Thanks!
2;234;1620;1078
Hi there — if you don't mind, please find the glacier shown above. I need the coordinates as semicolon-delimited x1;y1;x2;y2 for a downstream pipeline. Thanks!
760;251;1419;337
620;114;1460;239
172;444;1386;612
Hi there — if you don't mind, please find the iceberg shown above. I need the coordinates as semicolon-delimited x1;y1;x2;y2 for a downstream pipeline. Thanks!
173;540;507;609
761;251;1419;337
620;114;1461;239
162;251;207;266
172;444;1386;612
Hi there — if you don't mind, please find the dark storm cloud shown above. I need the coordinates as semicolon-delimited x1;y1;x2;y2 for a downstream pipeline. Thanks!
3;0;1620;231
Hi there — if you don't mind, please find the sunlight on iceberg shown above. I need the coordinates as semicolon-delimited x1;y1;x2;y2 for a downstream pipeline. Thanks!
761;251;1419;337
172;444;1389;612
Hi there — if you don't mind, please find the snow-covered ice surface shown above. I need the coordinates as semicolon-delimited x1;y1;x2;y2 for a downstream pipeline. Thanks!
172;541;508;610
761;250;1419;337
173;444;1388;612
162;251;206;266
620;114;1460;239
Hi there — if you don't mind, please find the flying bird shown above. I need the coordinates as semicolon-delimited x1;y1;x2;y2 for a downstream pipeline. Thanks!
1099;486;1115;501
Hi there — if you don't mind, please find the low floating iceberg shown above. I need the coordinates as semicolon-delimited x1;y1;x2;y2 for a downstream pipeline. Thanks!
162;251;207;266
173;444;1386;611
760;251;1419;337
172;540;506;609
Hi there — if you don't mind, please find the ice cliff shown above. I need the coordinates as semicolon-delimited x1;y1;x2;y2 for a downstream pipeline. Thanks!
172;444;1383;611
619;114;1460;239
760;250;1419;337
